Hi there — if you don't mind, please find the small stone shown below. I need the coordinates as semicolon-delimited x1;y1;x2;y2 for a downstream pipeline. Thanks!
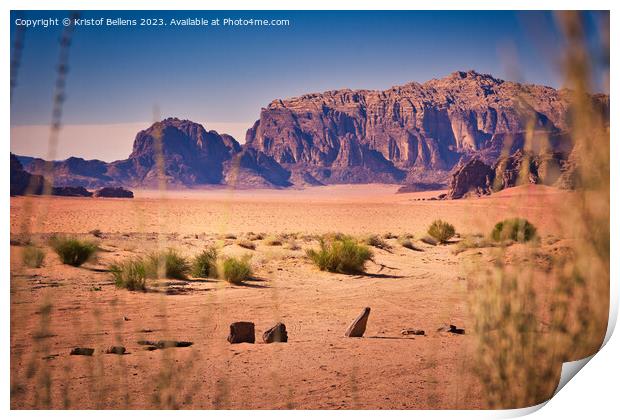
70;347;94;356
105;346;127;355
138;340;193;349
437;324;465;335
401;328;425;336
344;307;371;337
227;322;255;344
263;322;288;343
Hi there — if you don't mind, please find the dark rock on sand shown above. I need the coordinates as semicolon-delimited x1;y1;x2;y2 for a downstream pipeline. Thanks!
263;322;288;343
344;307;371;337
137;340;193;349
227;321;255;344
437;324;465;335
70;347;95;356
401;328;425;336
105;346;127;355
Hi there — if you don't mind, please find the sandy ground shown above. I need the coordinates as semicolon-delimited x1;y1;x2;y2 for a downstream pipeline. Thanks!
10;184;575;409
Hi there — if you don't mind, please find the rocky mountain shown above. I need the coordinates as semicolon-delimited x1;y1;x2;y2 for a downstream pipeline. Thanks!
10;153;49;196
245;70;605;185
13;71;609;193
18;118;291;189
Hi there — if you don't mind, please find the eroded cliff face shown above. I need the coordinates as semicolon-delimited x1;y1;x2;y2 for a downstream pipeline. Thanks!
14;71;608;191
245;70;574;184
20;118;293;189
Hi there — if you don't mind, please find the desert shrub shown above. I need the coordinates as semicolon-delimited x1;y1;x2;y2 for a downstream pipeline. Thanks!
491;218;537;243
427;220;456;244
246;232;265;241
398;237;423;252
219;255;252;284
306;236;373;274
110;258;147;291
50;237;97;267
22;246;45;268
237;239;256;250
364;234;392;251
191;247;218;278
264;236;283;246
223;233;237;240
145;249;189;279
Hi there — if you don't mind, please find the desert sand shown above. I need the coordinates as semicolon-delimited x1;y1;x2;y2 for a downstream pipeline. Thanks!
10;184;573;409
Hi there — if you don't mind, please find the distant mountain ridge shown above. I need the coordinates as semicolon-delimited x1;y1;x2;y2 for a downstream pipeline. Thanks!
13;71;609;192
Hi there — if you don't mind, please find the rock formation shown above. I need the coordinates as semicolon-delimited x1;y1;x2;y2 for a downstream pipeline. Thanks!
227;321;256;344
10;153;49;196
93;187;134;198
446;159;494;199
446;149;567;199
344;307;371;338
262;322;288;343
51;186;93;197
245;70;606;185
12;71;609;192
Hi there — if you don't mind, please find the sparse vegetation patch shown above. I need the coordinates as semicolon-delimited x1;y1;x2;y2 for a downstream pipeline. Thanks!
219;255;253;284
50;237;97;267
307;236;373;274
110;258;147;291
427;220;456;244
22;245;45;268
145;249;190;279
191;247;218;278
491;218;537;243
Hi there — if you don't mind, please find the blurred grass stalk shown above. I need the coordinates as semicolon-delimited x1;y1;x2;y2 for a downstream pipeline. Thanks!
470;10;610;408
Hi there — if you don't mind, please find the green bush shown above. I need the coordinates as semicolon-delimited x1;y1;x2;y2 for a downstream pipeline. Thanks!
219;255;252;284
22;246;45;268
427;220;456;244
50;237;97;266
110;258;147;291
191;247;218;278
306;236;373;274
145;249;190;279
491;218;537;243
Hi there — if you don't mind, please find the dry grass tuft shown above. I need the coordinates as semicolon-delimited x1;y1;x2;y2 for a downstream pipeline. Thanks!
22;245;45;268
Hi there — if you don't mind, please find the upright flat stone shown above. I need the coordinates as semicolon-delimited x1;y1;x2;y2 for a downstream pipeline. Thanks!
344;307;371;337
227;321;255;344
263;322;288;343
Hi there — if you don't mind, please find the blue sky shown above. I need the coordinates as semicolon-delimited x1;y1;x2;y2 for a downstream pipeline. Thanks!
10;10;609;161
